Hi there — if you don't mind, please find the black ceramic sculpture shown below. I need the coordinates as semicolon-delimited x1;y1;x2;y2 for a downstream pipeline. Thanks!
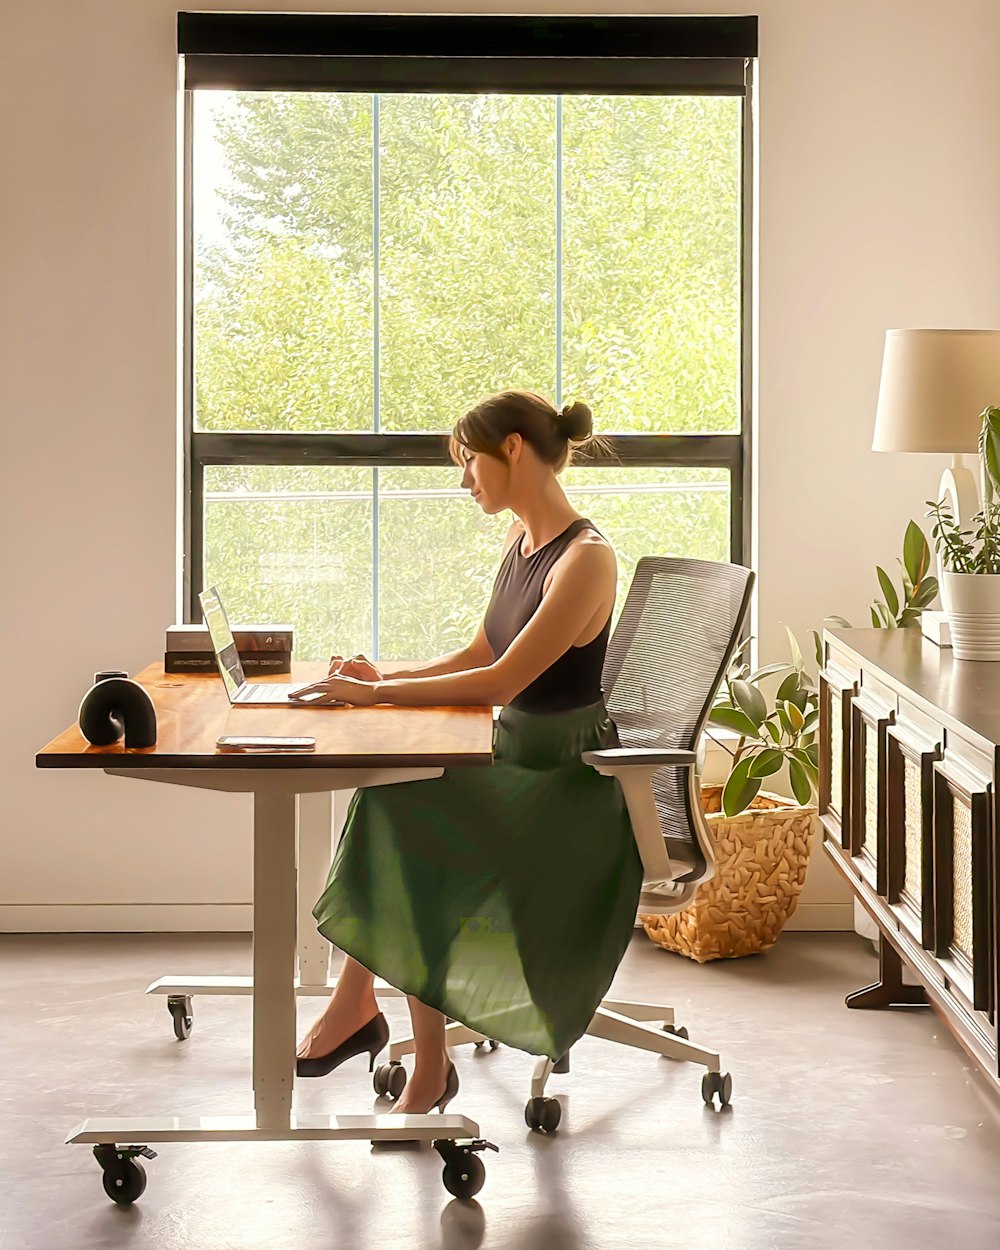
78;671;157;748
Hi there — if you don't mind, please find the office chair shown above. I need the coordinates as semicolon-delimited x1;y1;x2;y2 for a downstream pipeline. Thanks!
380;557;755;1132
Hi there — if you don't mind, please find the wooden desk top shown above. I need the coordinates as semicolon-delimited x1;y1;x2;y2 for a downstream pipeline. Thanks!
36;662;494;770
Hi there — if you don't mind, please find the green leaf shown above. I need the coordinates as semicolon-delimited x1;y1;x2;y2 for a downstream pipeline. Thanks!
910;579;939;609
903;520;929;586
748;748;785;778
776;671;801;703
764;719;782;744
788;758;814;806
873;600;893;629
709;706;761;738
722;756;763;817
876;566;899;619
897;556;914;602
802;711;820;734
783;699;805;733
784;625;803;671
983;408;1000;497
824;615;853;629
747;663;792;683
870;605;881;628
731;679;767;728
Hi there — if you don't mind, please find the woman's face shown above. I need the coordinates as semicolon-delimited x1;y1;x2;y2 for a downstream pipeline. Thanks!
458;444;512;514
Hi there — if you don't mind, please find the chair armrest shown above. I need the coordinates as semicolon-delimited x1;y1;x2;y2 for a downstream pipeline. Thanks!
581;748;697;769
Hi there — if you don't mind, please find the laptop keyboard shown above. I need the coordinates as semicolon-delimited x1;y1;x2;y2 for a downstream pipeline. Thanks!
237;684;298;703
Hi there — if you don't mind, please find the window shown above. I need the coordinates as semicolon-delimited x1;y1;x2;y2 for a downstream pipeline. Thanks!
181;14;756;660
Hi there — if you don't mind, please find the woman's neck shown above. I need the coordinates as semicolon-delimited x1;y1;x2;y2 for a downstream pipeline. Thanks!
514;483;581;557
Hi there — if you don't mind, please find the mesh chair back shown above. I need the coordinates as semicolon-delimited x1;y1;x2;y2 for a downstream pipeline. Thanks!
603;558;755;882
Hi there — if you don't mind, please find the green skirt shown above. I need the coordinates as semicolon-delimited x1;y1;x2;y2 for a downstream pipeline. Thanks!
312;700;643;1060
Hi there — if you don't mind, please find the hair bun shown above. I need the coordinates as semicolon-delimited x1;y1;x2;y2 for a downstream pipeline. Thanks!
558;400;593;442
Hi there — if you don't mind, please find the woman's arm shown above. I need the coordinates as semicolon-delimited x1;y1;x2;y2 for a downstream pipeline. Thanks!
295;539;614;708
386;622;494;681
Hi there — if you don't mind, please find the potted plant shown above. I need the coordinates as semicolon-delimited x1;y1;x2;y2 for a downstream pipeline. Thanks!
925;405;1000;660
640;629;820;962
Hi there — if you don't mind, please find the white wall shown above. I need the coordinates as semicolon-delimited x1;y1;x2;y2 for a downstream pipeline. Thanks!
3;0;1000;931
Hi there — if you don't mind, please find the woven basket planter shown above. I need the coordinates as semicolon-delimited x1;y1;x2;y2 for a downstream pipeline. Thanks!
640;785;817;963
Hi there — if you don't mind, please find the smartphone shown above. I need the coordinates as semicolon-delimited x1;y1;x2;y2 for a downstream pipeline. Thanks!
216;735;317;752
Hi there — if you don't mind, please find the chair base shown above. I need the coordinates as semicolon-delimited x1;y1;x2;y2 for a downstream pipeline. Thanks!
390;997;723;1106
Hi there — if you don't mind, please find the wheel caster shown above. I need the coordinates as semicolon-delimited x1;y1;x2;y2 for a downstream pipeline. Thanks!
663;1024;689;1039
167;995;193;1041
701;1071;733;1108
434;1138;497;1200
524;1095;561;1133
473;1039;500;1051
373;1061;407;1100
94;1144;156;1206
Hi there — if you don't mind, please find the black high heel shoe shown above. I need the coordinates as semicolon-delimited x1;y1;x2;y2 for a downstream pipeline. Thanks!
390;1059;460;1114
434;1060;460;1113
296;1012;390;1079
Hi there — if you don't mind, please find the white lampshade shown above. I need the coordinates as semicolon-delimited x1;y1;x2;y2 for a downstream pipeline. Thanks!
872;328;1000;453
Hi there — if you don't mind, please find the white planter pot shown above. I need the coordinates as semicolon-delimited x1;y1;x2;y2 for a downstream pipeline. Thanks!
943;571;1000;660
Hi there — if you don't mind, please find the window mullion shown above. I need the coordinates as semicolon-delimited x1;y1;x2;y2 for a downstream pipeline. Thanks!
372;92;381;659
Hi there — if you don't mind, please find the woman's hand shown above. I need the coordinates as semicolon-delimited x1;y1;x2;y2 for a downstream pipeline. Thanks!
289;674;379;707
328;652;382;681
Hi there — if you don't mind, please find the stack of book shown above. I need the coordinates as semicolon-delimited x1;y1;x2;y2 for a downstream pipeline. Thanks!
165;624;294;675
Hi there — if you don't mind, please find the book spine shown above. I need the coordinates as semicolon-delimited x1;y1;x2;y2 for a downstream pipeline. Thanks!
164;651;292;674
166;631;294;652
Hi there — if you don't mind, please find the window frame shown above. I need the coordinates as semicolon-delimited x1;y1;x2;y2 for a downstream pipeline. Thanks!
180;14;756;634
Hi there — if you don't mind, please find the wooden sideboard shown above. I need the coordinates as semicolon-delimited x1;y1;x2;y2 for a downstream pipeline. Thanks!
819;628;1000;1092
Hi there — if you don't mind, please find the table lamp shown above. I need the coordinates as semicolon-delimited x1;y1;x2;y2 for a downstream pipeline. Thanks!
872;327;1000;616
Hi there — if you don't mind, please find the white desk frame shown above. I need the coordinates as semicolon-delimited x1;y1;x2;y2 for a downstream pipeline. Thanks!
66;766;488;1179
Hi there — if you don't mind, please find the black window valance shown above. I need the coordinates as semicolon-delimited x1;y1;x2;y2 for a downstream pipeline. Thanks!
178;13;758;95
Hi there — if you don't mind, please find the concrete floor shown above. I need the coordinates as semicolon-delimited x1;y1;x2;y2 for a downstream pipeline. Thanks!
3;931;1000;1250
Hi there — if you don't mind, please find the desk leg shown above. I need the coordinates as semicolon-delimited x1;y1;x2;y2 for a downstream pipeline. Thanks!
297;791;334;991
253;792;298;1130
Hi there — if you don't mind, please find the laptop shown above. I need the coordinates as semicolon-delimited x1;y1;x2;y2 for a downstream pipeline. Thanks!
198;585;332;706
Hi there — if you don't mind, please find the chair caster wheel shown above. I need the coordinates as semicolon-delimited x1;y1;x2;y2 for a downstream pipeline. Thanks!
94;1144;156;1206
524;1095;561;1133
663;1024;689;1039
474;1039;499;1051
701;1071;732;1107
373;1061;407;1100
167;995;193;1040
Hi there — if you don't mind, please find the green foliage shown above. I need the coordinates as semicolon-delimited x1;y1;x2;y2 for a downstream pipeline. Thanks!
193;90;744;659
926;406;1000;575
708;629;819;818
926;499;1000;574
824;519;937;634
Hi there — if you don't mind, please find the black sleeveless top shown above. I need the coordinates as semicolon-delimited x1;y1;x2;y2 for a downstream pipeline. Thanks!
484;518;613;713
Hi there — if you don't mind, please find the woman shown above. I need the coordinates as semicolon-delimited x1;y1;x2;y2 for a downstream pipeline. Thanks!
289;390;643;1115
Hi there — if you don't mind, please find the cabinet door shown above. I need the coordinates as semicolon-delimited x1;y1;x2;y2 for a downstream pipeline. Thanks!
885;719;940;950
934;751;994;1024
851;682;895;892
819;656;857;851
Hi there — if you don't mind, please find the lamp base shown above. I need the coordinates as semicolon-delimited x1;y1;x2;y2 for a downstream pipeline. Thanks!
920;610;952;648
936;457;980;614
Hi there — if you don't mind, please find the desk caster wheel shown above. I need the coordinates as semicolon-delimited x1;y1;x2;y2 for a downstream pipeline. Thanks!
525;1095;561;1133
373;1061;407;1100
434;1139;496;1200
168;995;193;1040
663;1024;689;1039
473;1039;499;1051
701;1071;732;1107
94;1145;155;1206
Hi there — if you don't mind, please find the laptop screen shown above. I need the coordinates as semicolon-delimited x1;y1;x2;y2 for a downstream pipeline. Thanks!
198;586;245;700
